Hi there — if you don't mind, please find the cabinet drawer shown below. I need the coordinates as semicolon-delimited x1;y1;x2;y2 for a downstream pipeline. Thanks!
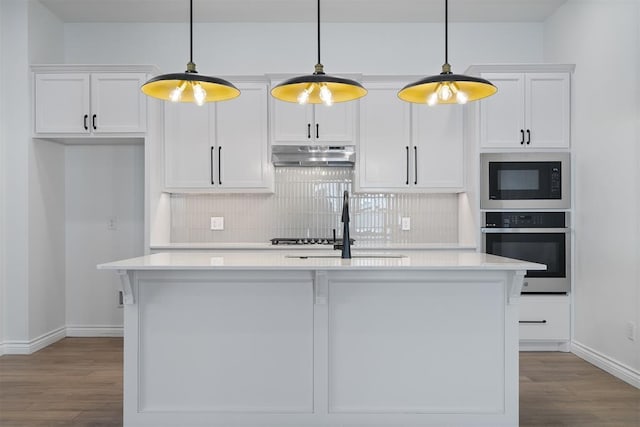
519;295;570;341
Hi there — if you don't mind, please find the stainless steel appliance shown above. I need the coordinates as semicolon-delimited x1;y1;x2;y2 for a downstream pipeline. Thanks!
271;145;355;167
482;211;570;293
270;237;354;246
480;153;571;209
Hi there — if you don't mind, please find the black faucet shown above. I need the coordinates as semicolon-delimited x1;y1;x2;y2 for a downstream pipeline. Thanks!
339;190;351;259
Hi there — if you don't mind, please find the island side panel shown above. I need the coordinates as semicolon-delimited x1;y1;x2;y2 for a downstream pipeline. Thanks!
124;270;315;425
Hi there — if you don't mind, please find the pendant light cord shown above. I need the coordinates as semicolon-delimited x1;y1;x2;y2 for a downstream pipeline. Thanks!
317;0;321;65
190;0;193;64
444;0;448;65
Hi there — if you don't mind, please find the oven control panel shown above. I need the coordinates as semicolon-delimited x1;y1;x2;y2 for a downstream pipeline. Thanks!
485;212;566;228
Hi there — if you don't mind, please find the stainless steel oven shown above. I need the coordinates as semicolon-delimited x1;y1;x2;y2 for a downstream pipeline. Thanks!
482;212;570;293
481;153;571;210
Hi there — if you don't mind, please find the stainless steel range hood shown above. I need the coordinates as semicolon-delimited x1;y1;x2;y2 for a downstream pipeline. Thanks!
271;145;355;167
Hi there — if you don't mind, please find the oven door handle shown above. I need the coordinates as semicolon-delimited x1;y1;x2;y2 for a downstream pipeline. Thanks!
481;227;570;233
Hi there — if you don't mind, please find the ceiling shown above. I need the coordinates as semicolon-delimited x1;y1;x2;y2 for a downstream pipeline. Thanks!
38;0;569;23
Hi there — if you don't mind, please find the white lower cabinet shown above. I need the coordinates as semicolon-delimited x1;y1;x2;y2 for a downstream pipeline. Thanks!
519;294;570;351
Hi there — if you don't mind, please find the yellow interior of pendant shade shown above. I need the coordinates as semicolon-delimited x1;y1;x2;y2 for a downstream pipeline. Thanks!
271;81;368;104
398;79;497;104
142;78;240;103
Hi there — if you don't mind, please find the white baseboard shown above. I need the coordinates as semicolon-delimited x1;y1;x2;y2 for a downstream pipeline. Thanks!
571;340;640;389
2;326;66;355
520;340;571;352
65;325;123;337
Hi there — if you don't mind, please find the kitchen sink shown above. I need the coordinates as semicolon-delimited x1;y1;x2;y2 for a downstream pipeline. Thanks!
285;255;406;259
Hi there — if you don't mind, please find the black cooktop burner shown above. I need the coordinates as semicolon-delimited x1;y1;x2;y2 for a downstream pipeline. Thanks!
270;238;355;245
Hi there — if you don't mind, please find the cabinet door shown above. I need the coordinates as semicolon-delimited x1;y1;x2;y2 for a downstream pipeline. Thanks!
271;99;314;144
34;73;90;134
216;83;272;189
164;102;215;189
91;73;147;134
357;83;411;190
270;91;354;145
479;73;525;149
412;104;464;190
525;73;570;148
313;102;354;144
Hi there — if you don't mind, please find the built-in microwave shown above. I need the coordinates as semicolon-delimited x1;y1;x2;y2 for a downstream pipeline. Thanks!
480;153;571;210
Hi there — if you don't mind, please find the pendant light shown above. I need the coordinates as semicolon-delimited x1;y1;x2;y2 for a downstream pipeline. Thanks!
398;0;496;105
141;0;240;105
271;0;367;105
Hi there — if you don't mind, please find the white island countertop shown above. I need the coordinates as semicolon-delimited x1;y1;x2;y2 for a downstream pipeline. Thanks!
98;250;545;271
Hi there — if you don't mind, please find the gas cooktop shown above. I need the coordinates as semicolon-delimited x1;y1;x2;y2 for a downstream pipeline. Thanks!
270;237;355;246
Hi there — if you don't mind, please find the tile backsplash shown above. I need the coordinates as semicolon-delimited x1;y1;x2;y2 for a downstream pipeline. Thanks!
170;168;459;244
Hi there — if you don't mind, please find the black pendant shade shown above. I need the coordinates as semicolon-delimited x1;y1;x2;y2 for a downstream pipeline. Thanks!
398;0;496;105
270;0;367;105
141;0;239;104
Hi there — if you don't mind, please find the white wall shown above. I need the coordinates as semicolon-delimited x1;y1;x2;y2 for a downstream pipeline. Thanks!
0;0;5;353
544;0;640;380
0;0;65;352
65;144;144;334
63;22;544;74
27;0;66;343
1;0;31;350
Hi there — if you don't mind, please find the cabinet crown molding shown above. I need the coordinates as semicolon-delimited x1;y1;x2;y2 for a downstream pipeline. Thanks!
465;63;576;75
31;64;160;74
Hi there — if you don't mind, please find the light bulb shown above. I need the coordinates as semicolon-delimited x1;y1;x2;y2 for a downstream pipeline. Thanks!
319;84;333;106
456;91;468;104
169;81;187;102
192;82;207;106
298;86;312;104
438;83;453;101
427;92;438;106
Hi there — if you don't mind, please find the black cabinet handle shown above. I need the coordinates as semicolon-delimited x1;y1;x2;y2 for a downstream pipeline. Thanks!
519;320;548;324
210;147;215;185
83;114;88;130
526;129;531;145
218;146;222;185
414;146;418;185
92;114;97;130
316;123;319;139
405;146;410;185
307;123;311;139
520;129;525;145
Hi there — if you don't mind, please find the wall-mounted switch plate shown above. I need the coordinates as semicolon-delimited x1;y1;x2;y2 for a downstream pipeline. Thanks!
401;217;411;231
107;216;117;231
626;321;636;341
210;216;224;231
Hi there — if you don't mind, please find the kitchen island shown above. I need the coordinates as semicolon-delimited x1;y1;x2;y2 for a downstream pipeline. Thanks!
98;251;544;427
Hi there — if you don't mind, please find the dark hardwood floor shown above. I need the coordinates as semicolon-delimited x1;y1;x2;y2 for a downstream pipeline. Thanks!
0;338;638;426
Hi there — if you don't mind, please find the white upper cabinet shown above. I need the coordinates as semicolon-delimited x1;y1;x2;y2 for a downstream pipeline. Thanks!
270;77;356;145
479;72;570;149
34;71;147;136
412;104;464;190
357;79;464;193
164;81;272;193
357;81;411;190
216;83;270;189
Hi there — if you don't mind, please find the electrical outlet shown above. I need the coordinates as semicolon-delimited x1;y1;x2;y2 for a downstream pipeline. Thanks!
210;216;224;230
401;217;411;231
626;321;636;341
107;216;117;231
